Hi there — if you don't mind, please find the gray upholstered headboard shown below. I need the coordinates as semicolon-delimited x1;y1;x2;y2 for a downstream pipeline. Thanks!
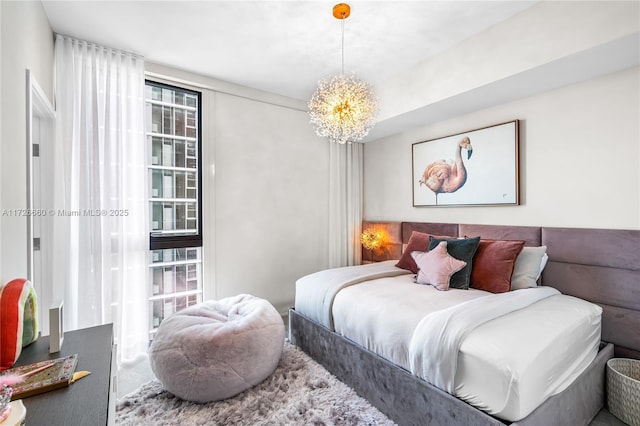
363;221;640;359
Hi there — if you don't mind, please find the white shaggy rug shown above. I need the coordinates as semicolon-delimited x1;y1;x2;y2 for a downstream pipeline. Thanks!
116;342;396;426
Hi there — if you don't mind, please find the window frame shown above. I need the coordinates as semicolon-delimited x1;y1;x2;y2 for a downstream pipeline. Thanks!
145;79;203;250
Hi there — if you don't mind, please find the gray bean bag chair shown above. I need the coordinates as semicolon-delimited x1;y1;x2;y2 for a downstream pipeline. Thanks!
149;294;285;402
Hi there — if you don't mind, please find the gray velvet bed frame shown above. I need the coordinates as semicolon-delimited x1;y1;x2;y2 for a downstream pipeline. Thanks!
289;222;640;426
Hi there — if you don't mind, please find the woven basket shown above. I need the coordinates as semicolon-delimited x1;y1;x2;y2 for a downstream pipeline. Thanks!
607;358;640;426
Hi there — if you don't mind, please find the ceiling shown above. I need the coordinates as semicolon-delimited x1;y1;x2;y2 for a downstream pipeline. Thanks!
41;1;537;102
40;1;640;142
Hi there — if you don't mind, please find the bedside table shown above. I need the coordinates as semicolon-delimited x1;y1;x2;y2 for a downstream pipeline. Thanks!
12;324;116;426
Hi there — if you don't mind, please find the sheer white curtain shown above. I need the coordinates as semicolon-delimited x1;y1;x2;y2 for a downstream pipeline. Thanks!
328;142;363;268
53;35;148;362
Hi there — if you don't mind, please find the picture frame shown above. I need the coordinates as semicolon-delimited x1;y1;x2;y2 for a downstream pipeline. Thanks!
412;120;520;207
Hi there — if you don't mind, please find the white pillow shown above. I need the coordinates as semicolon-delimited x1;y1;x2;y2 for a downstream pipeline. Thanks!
538;253;549;279
511;246;548;290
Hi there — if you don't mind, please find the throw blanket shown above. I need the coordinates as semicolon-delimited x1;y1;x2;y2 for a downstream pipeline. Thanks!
295;261;411;329
409;286;560;393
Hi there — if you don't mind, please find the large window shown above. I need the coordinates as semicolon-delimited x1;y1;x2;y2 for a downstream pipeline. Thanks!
145;81;203;338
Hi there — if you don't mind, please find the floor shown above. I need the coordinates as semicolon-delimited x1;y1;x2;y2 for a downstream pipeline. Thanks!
590;409;628;426
117;352;155;398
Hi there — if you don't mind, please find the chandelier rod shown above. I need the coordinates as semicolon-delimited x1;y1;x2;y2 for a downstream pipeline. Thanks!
334;3;350;75
341;17;345;75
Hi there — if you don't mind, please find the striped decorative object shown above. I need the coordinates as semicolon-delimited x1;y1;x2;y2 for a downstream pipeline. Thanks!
607;358;640;426
0;279;39;370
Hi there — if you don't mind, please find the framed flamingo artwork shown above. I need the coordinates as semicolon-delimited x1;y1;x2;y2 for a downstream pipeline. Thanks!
412;120;519;207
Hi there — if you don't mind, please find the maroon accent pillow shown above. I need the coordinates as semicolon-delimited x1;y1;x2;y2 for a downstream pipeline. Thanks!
470;239;525;293
395;231;452;273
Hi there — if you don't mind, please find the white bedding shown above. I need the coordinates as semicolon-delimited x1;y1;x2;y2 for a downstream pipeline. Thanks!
332;274;489;370
295;260;410;329
456;293;602;420
409;285;561;394
324;272;602;422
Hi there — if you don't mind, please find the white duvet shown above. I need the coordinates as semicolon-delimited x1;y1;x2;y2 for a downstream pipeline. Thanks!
294;260;411;329
295;264;602;422
409;285;560;393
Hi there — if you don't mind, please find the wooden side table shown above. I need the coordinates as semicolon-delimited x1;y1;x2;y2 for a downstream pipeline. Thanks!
12;324;116;426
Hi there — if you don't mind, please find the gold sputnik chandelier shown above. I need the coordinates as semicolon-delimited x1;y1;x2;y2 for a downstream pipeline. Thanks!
308;3;377;144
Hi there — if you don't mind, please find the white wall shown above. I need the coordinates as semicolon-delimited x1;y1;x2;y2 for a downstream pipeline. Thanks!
0;1;54;284
146;63;330;314
214;93;329;312
364;67;640;230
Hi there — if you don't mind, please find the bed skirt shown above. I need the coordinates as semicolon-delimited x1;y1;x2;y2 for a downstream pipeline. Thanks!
288;308;613;426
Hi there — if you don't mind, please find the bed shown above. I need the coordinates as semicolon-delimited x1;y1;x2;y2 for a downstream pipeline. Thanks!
289;222;640;426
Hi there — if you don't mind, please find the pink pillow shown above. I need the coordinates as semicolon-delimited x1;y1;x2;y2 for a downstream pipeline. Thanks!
470;239;525;293
411;241;467;291
396;231;452;273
